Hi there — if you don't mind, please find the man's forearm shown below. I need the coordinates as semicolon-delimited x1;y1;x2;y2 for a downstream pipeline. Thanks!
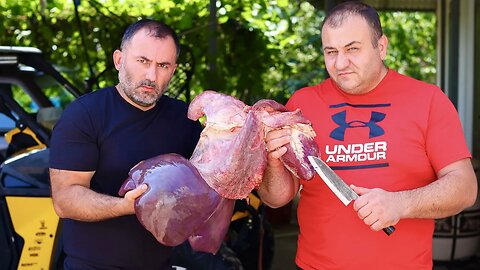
258;161;299;208
399;159;477;219
53;185;132;222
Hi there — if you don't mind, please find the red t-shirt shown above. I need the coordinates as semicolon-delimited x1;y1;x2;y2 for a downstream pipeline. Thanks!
286;70;471;270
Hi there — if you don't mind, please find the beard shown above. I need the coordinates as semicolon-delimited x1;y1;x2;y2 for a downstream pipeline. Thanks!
118;66;169;107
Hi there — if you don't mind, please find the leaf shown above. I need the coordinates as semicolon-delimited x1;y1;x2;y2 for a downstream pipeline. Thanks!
277;0;288;8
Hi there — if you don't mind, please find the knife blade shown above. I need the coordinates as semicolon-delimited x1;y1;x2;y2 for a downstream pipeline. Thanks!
307;156;395;236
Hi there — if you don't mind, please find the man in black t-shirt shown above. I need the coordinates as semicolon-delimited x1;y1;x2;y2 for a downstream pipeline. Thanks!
49;19;202;269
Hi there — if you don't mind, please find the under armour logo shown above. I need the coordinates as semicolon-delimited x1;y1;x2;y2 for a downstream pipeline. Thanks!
330;110;386;141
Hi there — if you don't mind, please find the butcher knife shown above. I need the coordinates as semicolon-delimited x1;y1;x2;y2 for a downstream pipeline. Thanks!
307;156;395;236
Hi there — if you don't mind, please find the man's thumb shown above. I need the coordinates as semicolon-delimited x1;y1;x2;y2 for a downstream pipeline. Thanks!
126;184;148;200
350;184;370;195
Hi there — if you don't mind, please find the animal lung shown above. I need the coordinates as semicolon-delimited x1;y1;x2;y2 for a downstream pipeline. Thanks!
119;90;319;254
252;99;319;181
188;91;319;199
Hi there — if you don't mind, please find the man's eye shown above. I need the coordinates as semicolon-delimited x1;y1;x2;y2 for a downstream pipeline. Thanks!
347;47;359;52
137;59;147;64
325;50;337;56
158;63;168;69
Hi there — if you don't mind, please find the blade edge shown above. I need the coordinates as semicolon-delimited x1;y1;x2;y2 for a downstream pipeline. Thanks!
308;156;352;206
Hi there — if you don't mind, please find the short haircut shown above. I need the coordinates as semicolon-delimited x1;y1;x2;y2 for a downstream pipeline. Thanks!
120;19;181;59
322;1;383;47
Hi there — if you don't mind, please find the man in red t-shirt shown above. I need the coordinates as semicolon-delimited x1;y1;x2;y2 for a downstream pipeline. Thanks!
257;1;477;269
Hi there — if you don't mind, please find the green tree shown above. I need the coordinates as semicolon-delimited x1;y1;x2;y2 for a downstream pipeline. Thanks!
0;0;436;105
381;11;437;84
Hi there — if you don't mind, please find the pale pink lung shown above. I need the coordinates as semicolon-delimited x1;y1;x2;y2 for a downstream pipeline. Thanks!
188;90;319;199
119;90;318;254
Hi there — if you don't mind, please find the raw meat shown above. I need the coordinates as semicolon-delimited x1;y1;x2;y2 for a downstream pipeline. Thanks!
188;90;318;199
188;93;267;200
188;197;234;253
119;90;319;254
118;153;231;251
251;100;318;180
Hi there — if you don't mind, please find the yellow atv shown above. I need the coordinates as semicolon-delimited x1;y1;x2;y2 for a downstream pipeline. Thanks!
0;46;81;270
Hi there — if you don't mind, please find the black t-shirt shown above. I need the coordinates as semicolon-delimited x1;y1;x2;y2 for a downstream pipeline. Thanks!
50;86;202;269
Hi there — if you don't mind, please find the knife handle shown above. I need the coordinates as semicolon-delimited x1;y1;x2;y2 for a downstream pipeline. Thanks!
383;226;395;236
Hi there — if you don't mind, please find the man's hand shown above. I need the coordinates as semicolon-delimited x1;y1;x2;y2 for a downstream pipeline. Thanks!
122;184;148;214
351;185;402;231
258;128;299;208
349;158;477;230
265;128;291;161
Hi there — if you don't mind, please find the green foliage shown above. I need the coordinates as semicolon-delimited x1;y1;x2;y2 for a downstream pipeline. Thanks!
380;11;437;84
0;0;437;105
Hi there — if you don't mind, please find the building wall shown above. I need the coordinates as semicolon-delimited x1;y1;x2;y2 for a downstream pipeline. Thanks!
473;2;480;160
440;0;476;155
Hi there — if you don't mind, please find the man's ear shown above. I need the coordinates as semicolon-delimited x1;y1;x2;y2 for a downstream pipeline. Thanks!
378;35;388;61
113;49;123;71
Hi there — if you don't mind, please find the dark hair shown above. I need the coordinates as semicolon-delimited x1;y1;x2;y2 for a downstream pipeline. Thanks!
322;1;383;47
120;19;181;59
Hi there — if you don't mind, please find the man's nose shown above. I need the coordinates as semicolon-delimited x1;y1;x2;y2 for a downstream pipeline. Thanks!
145;64;156;81
335;52;350;70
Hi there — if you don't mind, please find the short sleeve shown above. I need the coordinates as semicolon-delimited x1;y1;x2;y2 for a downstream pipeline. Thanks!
426;89;471;172
49;100;99;171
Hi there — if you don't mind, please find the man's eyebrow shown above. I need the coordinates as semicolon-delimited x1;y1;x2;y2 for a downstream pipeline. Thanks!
344;41;361;47
156;61;174;66
136;55;151;61
323;41;362;51
323;46;336;51
137;55;173;65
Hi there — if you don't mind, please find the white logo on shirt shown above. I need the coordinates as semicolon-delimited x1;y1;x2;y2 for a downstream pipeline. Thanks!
325;141;387;163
